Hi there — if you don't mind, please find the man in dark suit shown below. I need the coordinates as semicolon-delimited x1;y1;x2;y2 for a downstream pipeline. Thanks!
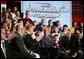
60;28;80;58
70;33;79;58
60;34;70;50
22;23;42;53
1;28;7;58
8;23;35;58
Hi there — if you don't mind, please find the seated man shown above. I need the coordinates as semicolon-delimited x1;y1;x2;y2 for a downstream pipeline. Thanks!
7;23;35;58
22;20;41;58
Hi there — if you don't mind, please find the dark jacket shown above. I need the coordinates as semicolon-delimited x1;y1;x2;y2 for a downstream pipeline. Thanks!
70;34;79;55
22;31;40;52
60;33;79;56
60;34;70;50
8;31;35;58
1;47;5;58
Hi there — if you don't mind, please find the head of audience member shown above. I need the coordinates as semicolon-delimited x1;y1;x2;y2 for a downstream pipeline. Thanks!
41;19;45;25
73;22;78;28
48;20;53;27
52;26;59;33
6;29;11;38
42;25;46;30
24;18;35;34
4;12;9;19
25;24;35;35
15;23;24;35
71;27;75;34
4;12;11;25
44;26;51;36
66;27;75;37
25;11;29;18
55;20;60;27
75;29;81;36
80;22;83;28
34;30;43;38
63;24;68;32
2;7;6;12
6;7;11;13
15;10;20;17
35;30;41;37
1;28;6;40
4;19;11;25
34;30;44;41
13;6;18;12
18;19;23;25
2;22;9;30
2;7;6;18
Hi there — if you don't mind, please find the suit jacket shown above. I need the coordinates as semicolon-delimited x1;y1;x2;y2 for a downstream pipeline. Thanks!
80;37;83;51
60;34;71;50
5;39;14;58
61;34;79;56
1;38;13;58
1;47;5;58
8;31;35;58
22;32;39;52
70;34;79;53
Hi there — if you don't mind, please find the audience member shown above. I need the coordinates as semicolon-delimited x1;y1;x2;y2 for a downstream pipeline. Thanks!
1;6;83;58
7;23;35;58
14;11;21;23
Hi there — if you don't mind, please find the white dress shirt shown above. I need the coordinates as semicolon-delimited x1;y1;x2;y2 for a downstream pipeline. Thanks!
1;40;7;58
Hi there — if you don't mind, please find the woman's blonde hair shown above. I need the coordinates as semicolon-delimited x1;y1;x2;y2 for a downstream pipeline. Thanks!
66;27;75;36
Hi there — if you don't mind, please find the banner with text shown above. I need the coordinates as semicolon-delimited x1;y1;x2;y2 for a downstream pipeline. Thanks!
21;1;72;27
